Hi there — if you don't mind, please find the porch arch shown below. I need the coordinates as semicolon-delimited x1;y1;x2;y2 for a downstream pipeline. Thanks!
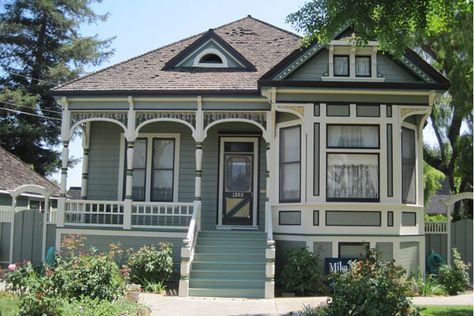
203;118;267;141
69;118;127;141
135;118;196;140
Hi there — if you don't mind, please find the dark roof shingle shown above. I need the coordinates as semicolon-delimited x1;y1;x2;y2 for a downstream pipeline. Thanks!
52;16;301;95
0;147;60;196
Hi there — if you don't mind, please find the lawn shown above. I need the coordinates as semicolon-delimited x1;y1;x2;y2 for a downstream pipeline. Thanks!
0;291;19;316
419;305;474;316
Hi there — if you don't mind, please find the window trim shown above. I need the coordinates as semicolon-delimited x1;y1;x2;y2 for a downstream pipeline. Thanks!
326;124;380;149
326;152;380;202
355;55;372;77
118;133;180;202
279;125;302;203
333;55;350;77
193;48;229;68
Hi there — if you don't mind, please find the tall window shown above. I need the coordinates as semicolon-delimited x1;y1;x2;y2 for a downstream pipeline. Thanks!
326;125;379;201
279;126;301;202
132;139;147;201
151;139;175;201
130;136;177;202
402;127;416;204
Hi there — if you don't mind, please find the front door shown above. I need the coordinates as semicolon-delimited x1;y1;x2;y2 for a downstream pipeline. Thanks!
219;138;258;227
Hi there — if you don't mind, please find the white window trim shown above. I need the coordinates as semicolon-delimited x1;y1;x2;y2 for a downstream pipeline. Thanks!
217;136;259;229
193;48;229;68
117;133;180;202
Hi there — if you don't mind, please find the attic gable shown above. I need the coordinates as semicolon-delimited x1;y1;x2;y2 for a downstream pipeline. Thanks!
260;26;449;90
163;29;256;71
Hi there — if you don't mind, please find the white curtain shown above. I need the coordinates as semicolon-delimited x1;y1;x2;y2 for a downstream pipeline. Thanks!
328;125;378;148
327;154;378;199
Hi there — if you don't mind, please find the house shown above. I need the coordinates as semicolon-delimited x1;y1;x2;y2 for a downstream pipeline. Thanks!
49;16;449;298
0;146;59;266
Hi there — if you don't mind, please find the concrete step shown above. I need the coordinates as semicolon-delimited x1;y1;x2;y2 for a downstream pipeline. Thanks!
195;245;265;255
197;237;267;247
193;253;263;263
192;261;265;271
191;270;265;280
190;278;265;289
199;231;266;239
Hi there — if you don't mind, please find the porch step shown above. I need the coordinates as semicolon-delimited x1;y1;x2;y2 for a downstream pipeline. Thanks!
187;230;267;299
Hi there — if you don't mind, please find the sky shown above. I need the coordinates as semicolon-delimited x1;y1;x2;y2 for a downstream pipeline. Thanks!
51;0;441;188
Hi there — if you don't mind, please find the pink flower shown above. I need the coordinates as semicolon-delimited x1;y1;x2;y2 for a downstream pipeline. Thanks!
8;263;16;272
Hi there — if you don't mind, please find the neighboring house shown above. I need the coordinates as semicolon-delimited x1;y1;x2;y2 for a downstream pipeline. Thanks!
0;147;59;265
49;16;449;298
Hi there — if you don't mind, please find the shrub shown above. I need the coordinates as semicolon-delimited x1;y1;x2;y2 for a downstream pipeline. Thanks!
409;273;447;296
281;247;324;296
127;243;173;286
52;248;126;301
438;248;470;295
323;247;418;316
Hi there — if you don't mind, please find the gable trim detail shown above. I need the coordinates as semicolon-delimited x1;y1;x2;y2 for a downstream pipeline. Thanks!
162;29;256;71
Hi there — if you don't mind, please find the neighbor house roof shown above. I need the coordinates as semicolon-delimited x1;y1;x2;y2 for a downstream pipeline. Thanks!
0;147;60;196
51;16;301;96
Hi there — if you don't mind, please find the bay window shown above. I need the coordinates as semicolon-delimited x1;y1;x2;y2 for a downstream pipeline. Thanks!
279;125;301;202
402;127;416;204
327;125;379;148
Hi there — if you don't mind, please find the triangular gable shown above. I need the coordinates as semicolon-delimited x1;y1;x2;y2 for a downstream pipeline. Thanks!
163;29;256;71
260;26;449;89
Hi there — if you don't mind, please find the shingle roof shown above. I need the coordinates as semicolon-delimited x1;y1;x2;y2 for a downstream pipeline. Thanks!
52;16;301;96
0;147;60;196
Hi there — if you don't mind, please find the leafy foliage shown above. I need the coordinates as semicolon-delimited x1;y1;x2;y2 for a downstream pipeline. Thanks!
438;248;470;295
408;273;447;296
423;162;445;207
127;243;173;286
287;0;473;218
424;213;447;222
320;247;418;316
0;0;114;176
59;297;150;316
281;247;324;295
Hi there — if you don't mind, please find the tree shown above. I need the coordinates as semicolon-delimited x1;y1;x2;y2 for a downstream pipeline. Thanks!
0;0;114;176
287;0;473;217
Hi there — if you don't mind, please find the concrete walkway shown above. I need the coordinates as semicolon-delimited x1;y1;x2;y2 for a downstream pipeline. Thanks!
140;293;473;316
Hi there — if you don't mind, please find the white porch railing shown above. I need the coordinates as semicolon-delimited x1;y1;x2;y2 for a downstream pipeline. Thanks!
425;221;448;234
178;200;201;296
64;199;194;229
131;202;193;229
65;199;124;227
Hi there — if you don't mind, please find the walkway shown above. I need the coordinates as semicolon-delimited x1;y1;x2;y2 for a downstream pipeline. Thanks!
140;293;473;316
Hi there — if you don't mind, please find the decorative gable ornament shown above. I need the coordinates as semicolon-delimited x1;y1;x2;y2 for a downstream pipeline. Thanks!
163;29;256;71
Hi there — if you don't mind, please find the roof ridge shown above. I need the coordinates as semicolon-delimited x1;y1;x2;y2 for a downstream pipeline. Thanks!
0;146;59;191
52;16;300;92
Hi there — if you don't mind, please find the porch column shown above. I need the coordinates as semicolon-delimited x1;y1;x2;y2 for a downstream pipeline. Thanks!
9;196;16;263
57;98;70;228
194;142;203;202
123;141;134;230
80;123;90;199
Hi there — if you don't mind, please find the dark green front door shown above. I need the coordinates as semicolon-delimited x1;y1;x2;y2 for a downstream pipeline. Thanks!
222;149;254;226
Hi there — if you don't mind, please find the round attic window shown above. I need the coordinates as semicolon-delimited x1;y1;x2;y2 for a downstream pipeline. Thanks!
199;53;223;64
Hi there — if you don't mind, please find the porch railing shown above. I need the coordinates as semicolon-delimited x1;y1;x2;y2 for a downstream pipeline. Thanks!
425;221;448;234
64;199;194;229
131;202;193;229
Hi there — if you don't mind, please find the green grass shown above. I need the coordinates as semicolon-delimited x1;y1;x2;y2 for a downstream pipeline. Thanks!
0;291;19;316
419;305;474;316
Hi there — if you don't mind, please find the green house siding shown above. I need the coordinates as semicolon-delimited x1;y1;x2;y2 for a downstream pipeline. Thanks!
377;53;421;82
287;50;329;81
399;241;420;275
87;122;122;200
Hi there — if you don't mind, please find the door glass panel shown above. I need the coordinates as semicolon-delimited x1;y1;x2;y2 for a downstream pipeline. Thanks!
224;142;253;153
132;169;146;201
225;156;251;192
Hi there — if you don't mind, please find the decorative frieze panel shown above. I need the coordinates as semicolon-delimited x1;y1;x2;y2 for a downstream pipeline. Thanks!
70;111;128;127
135;111;196;127
203;111;267;127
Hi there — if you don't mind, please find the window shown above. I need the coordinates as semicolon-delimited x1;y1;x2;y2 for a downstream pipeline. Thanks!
355;56;371;77
199;53;223;64
327;153;379;201
356;104;380;117
279;126;301;202
387;211;394;227
326;211;381;226
313;210;319;226
132;138;147;201
327;104;350;116
402;212;417;226
387;124;393;197
151;139;175;201
334;55;349;76
402;127;416;204
314;123;320;196
129;135;179;202
327;125;379;148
